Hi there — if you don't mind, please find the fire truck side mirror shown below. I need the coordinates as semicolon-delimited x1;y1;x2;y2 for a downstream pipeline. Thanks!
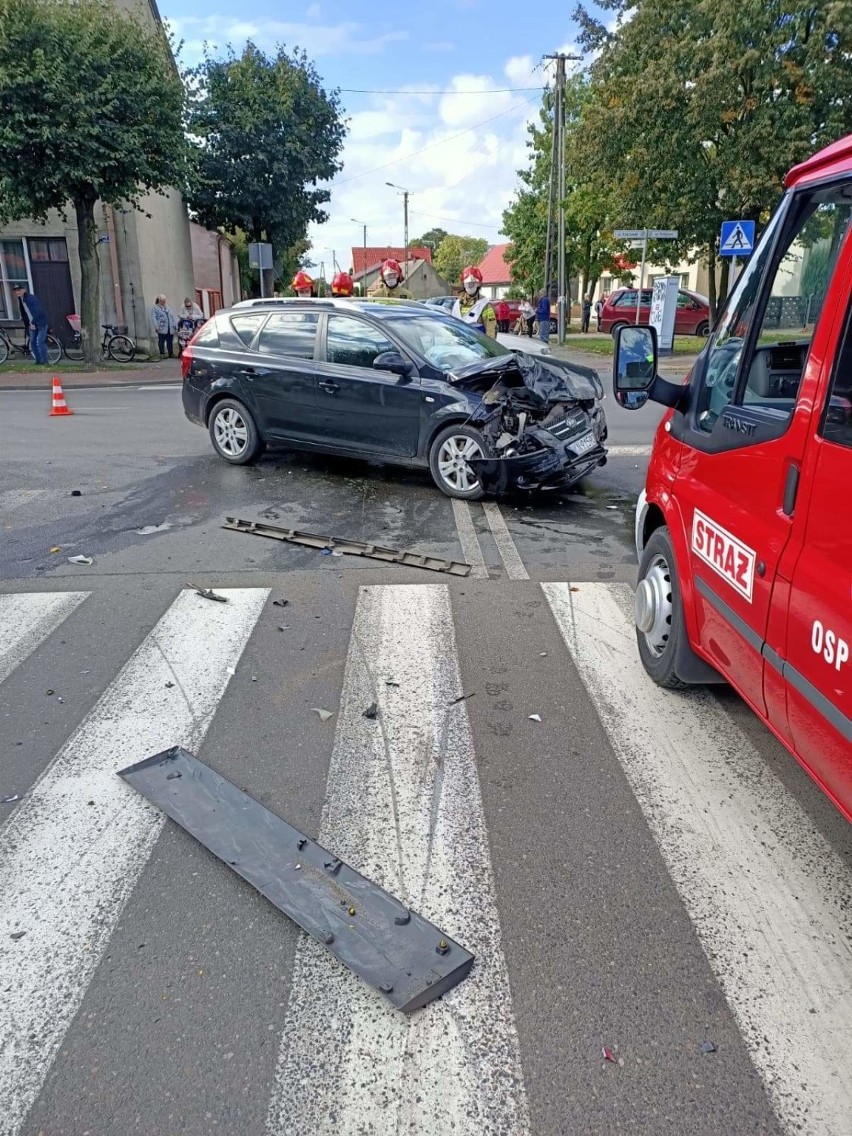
613;325;657;409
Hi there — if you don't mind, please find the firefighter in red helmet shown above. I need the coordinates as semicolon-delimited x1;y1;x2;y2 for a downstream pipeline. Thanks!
371;258;413;300
291;270;314;298
452;266;496;337
331;271;354;298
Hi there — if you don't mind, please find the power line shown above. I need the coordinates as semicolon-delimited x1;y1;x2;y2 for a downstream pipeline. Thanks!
338;85;546;95
333;94;542;187
408;209;504;231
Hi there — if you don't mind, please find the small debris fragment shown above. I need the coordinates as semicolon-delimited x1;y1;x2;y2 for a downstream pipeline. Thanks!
311;707;334;721
699;1040;717;1055
362;702;379;720
448;692;475;705
331;550;344;557
57;697;64;704
385;680;400;687
166;772;182;781
67;555;93;565
602;1046;616;1063
70;489;81;496
529;713;542;723
320;548;333;556
606;505;618;511
187;582;227;602
49;546;61;554
2;794;23;804
136;523;172;535
251;675;258;682
165;681;175;689
539;652;547;657
570;586;579;592
9;931;26;941
272;598;289;608
45;689;54;696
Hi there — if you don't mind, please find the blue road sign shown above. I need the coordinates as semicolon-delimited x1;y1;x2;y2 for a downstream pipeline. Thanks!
720;220;755;257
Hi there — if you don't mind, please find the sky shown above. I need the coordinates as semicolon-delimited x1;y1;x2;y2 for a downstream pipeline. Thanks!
162;0;609;281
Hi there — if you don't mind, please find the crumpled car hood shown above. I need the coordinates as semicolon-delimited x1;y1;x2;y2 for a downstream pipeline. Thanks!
448;351;603;403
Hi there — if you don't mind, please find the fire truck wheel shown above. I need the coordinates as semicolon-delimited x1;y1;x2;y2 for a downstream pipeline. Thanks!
634;526;691;690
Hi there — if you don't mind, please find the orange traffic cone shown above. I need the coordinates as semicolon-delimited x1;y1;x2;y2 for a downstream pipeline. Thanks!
49;376;73;417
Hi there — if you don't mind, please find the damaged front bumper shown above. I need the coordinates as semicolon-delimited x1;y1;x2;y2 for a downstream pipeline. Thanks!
469;429;608;493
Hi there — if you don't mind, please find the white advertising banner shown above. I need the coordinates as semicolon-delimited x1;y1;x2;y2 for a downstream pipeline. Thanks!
649;275;679;353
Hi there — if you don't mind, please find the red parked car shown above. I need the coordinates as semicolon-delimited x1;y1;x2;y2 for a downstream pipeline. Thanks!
600;287;711;338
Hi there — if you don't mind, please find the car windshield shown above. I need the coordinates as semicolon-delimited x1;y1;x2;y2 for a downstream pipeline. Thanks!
386;314;510;372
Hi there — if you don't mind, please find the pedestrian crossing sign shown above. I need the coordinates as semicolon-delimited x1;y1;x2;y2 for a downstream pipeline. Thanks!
720;219;755;256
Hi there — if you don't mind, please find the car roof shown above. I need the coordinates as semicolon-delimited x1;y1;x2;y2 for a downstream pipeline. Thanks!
226;297;429;317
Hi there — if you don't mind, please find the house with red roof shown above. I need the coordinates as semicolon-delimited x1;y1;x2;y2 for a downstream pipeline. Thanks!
475;243;514;299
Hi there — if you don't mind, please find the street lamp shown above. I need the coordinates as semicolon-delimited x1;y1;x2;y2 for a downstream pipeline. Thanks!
385;182;410;264
351;218;367;295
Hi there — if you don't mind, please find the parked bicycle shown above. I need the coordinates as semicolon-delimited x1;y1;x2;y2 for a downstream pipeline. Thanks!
63;319;136;364
0;323;63;366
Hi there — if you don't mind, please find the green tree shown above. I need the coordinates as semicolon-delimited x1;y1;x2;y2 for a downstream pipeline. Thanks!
0;0;186;366
573;0;852;317
410;227;449;254
186;43;346;295
434;234;489;288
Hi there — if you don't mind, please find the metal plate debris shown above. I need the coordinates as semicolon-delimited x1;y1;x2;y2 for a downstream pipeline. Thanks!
222;517;472;576
118;747;474;1012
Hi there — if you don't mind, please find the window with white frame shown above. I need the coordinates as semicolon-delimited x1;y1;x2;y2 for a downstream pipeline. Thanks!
0;240;29;320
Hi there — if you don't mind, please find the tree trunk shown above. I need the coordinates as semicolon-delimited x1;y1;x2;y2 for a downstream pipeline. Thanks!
706;244;718;325
74;194;100;370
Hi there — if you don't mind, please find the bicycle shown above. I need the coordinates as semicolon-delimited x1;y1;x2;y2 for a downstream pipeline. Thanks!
0;323;63;366
63;321;136;364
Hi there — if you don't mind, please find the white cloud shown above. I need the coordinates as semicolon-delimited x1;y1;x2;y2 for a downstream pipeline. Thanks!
306;61;543;280
168;15;408;63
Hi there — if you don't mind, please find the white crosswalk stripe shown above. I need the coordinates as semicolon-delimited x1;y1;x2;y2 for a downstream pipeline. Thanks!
0;583;849;1136
544;582;852;1136
0;587;269;1136
266;583;530;1136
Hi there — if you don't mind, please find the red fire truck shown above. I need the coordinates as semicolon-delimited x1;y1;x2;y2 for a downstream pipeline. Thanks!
613;134;852;821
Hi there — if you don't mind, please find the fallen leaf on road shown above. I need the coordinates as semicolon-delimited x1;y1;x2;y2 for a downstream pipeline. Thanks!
49;546;61;553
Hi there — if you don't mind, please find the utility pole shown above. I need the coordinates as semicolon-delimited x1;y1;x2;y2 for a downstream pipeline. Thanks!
543;51;582;345
386;182;410;264
351;218;367;294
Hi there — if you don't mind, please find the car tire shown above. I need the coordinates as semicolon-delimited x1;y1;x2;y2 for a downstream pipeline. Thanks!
610;321;629;339
429;424;489;500
208;398;263;465
634;526;692;690
696;320;710;337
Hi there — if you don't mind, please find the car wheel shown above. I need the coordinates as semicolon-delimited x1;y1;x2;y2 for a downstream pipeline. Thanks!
208;398;263;465
634;526;691;690
429;424;488;500
610;321;629;339
696;320;710;337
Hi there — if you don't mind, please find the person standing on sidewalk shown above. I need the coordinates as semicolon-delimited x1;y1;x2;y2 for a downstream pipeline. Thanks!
520;298;535;337
581;293;592;333
13;284;49;364
536;291;552;344
594;297;603;331
150;295;177;358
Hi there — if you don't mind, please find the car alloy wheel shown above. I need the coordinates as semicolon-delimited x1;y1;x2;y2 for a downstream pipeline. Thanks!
213;406;249;458
437;433;484;493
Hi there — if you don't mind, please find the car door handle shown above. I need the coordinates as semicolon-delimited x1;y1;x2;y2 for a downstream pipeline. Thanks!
319;380;340;394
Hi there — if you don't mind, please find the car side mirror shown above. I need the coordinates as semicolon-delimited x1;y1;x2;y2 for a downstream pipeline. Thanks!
613;325;657;408
373;351;413;378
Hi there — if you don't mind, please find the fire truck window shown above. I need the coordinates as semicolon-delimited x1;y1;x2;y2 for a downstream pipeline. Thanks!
697;185;852;434
821;305;852;449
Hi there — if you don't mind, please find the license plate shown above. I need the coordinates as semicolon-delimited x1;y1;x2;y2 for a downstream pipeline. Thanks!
570;431;596;455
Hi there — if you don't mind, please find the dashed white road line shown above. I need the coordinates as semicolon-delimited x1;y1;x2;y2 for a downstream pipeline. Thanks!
450;498;488;578
0;587;269;1136
0;592;88;686
482;499;529;579
267;583;530;1136
543;581;852;1136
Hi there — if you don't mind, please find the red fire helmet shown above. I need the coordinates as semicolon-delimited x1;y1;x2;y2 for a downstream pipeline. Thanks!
291;270;314;293
332;271;354;297
380;258;403;281
460;265;483;285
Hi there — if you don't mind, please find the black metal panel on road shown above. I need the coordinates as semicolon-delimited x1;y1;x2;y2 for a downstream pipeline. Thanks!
118;747;474;1012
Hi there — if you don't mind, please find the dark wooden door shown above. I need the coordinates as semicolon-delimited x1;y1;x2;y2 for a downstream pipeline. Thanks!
28;238;76;344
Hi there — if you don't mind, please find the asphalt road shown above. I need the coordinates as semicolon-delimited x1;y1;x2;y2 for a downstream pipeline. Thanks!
1;381;849;1136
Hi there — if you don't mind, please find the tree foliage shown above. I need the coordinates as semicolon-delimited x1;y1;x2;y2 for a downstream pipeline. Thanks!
186;43;346;270
0;0;187;364
410;227;449;254
434;234;489;287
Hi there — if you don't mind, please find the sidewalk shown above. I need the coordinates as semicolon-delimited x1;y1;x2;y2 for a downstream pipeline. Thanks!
551;342;697;380
0;359;181;391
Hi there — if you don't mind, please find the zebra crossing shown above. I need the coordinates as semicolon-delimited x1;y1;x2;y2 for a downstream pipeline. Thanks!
0;583;850;1136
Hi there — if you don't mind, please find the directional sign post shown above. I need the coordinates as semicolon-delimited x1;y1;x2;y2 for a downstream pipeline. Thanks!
719;221;755;287
614;228;680;324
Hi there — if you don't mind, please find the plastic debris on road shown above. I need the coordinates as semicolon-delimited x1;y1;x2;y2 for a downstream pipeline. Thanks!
362;702;379;720
67;555;93;565
136;523;172;535
70;490;81;496
272;598;289;607
602;1046;616;1063
699;1040;717;1055
448;692;475;705
311;708;334;721
187;582;228;603
2;794;23;804
529;713;542;722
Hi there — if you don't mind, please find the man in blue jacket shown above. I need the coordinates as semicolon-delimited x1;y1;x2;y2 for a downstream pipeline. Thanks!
536;291;553;344
13;284;49;364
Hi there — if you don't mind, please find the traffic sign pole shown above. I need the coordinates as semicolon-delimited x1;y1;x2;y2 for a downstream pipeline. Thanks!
613;229;679;326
